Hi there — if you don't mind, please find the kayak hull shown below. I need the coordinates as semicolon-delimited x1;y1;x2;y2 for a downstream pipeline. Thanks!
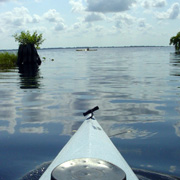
39;119;138;180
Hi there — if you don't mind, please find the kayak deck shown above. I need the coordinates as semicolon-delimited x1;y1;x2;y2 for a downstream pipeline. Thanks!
40;118;138;180
51;158;126;180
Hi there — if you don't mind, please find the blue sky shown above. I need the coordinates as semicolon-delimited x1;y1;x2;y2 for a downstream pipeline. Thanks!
0;0;179;49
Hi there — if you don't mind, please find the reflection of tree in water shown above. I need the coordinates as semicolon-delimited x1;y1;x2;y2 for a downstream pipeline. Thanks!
18;64;41;89
170;52;180;76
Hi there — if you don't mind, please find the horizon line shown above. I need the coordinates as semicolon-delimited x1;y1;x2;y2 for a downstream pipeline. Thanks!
0;45;173;51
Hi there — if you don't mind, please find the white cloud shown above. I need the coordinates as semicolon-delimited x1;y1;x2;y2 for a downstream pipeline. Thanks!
72;22;81;30
138;18;146;27
69;0;85;13
43;9;64;23
0;0;17;5
32;14;41;23
94;25;104;32
142;0;167;9
0;6;33;27
169;3;180;19
0;0;11;2
108;13;152;36
153;0;166;8
155;11;168;19
0;6;68;49
55;22;66;31
0;27;3;33
0;0;179;48
142;0;151;9
155;3;180;20
112;13;136;28
0;6;43;39
86;0;136;13
84;13;105;22
137;18;152;32
43;9;66;31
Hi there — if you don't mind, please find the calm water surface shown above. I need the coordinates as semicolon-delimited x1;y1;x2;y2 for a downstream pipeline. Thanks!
0;47;180;180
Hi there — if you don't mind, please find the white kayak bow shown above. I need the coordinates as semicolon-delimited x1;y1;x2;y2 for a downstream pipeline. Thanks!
40;106;139;180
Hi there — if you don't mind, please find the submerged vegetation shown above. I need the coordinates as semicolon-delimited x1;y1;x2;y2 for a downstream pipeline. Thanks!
13;30;45;49
0;52;17;69
170;31;180;53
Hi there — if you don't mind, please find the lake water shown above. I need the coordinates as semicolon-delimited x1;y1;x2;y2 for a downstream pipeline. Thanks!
0;47;180;180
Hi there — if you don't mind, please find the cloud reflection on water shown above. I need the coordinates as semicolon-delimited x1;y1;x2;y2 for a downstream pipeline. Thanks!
108;125;157;139
173;122;180;137
1;48;180;179
0;90;17;134
0;48;178;141
0;49;178;138
20;126;48;134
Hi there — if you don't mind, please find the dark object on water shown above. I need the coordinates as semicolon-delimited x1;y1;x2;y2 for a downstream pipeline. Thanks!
18;63;40;89
17;44;41;89
76;48;97;51
17;44;41;67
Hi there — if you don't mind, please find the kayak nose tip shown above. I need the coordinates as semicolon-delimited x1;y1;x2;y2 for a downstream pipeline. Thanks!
83;106;99;119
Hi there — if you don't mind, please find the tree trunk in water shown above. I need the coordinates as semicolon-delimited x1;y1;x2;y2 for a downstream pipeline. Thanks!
17;44;41;67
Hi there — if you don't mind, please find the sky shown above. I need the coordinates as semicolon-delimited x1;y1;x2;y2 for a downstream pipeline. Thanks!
0;0;179;49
